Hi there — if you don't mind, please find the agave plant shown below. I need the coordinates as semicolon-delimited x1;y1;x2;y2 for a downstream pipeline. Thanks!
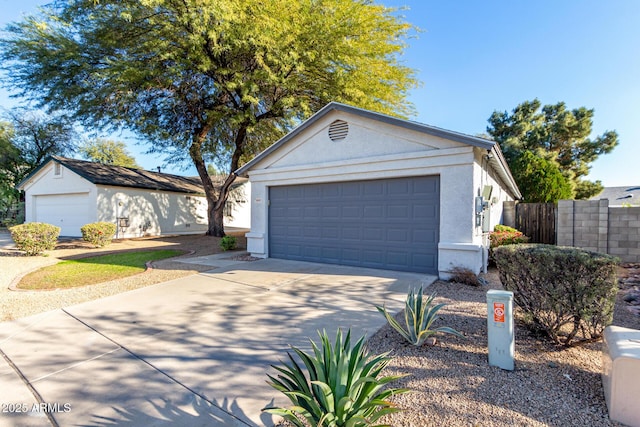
263;328;407;427
376;287;464;346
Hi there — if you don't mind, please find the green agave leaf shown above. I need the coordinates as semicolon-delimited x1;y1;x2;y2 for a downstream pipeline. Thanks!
378;288;464;347
265;328;405;427
434;326;466;338
376;305;413;343
261;407;307;427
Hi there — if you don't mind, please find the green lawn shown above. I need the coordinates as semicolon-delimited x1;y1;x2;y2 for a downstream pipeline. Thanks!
17;249;183;290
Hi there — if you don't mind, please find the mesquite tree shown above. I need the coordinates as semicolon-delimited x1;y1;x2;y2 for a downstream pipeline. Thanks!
1;0;418;235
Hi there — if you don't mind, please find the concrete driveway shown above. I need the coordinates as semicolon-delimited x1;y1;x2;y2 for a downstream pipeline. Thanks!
0;257;435;427
0;230;15;249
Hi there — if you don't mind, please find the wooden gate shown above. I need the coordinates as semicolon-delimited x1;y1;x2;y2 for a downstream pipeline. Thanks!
515;203;556;244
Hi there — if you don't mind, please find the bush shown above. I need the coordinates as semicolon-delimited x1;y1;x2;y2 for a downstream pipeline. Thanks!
263;329;407;427
448;266;483;287
9;222;60;256
80;222;117;247
219;235;237;251
489;225;529;249
494;224;518;233
376;287;464;346
493;244;619;346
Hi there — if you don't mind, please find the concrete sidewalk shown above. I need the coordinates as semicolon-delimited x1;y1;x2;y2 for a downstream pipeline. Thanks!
0;258;435;426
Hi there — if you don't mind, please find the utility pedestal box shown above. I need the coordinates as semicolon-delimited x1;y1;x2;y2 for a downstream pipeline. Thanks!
603;326;640;427
487;290;514;371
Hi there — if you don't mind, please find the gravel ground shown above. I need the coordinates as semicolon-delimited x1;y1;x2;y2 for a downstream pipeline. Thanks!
2;232;639;426
0;232;246;321
366;268;639;427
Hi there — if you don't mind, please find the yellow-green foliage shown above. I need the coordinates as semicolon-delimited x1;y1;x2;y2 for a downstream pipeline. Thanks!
9;222;60;255
494;244;619;346
81;222;117;247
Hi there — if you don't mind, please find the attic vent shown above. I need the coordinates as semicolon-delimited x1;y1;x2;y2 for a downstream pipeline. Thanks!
328;120;349;141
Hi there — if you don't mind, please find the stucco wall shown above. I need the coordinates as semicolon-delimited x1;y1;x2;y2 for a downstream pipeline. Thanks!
243;109;514;278
224;182;251;229
97;186;208;238
20;162;98;226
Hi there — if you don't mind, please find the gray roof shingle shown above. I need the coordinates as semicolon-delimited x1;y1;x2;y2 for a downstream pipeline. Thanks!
20;156;205;194
590;186;640;206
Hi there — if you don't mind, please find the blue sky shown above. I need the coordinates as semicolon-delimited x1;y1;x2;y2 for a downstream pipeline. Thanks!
1;0;638;186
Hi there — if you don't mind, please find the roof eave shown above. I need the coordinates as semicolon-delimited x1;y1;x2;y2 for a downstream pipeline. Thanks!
16;155;57;191
489;144;522;200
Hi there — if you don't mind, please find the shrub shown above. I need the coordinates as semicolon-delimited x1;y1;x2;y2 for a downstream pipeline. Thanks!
219;235;237;251
9;222;60;256
448;266;483;287
376;287;464;346
493;244;619;346
494;224;518;233
264;329;407;427
80;222;117;247
489;225;529;249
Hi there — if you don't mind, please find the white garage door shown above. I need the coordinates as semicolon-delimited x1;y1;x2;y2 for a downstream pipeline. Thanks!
34;193;90;237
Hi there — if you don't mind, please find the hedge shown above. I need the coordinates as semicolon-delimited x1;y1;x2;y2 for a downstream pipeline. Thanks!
493;244;619;346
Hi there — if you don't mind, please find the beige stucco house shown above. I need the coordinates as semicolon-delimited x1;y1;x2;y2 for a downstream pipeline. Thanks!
236;102;521;278
17;156;250;237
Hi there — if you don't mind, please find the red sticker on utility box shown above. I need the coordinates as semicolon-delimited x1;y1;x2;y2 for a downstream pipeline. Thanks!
493;302;505;323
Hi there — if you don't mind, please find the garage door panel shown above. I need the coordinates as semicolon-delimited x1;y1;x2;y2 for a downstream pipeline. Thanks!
269;176;439;274
364;206;384;218
388;205;409;219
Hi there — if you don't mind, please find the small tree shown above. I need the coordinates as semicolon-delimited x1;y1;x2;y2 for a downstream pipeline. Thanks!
79;138;140;168
0;109;77;218
487;99;618;200
510;151;573;202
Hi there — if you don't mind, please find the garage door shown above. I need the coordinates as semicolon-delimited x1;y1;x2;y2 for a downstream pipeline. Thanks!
34;193;90;237
269;176;439;274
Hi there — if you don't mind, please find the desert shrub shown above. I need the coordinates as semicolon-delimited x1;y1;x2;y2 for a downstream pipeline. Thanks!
494;224;518;233
448;266;483;287
80;222;117;247
494;244;619;346
264;328;407;427
9;222;60;256
376;287;464;346
219;235;237;251
489;225;529;249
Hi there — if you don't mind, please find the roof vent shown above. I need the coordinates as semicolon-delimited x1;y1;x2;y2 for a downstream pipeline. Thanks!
328;120;349;141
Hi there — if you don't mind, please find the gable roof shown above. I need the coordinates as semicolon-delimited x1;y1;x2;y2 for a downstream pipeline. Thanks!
235;101;521;199
18;156;205;194
591;186;640;206
236;102;496;176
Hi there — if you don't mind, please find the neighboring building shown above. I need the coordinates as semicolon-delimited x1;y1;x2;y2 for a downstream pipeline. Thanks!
590;186;640;207
17;156;250;237
236;102;521;278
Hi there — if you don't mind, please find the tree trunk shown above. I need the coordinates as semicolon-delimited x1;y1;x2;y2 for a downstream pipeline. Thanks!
189;121;249;237
210;198;226;237
188;126;224;237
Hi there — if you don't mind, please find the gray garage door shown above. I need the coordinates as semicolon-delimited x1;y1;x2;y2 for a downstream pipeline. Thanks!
269;176;439;274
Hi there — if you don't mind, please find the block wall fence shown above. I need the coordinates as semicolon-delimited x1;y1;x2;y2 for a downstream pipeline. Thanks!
555;200;639;263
